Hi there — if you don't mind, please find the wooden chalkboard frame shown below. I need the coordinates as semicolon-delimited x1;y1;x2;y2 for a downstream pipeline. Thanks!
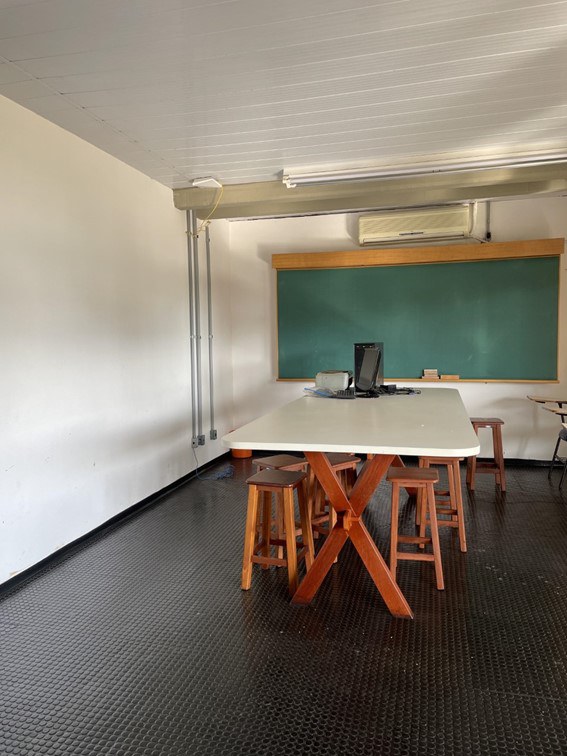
273;238;564;383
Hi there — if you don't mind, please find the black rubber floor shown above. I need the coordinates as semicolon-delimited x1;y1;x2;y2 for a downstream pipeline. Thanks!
1;458;566;756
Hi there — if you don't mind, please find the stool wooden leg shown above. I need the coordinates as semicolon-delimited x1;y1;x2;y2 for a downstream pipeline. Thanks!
307;467;316;531
444;464;457;522
260;491;272;569
416;457;428;526
418;485;428;546
309;471;319;539
426;482;444;591
276;491;285;562
328;503;338;563
282;488;299;596
313;480;324;517
494;425;506;491
242;485;260;590
467;455;477;490
345;466;357;494
389;482;400;581
298;480;314;570
451;460;467;552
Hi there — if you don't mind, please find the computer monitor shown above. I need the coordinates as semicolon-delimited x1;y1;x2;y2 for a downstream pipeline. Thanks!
354;343;384;395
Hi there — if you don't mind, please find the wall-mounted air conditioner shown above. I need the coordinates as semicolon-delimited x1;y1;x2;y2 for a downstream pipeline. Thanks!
358;205;472;245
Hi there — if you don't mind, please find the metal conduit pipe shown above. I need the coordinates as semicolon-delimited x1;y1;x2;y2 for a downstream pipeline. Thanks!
205;227;217;440
192;214;204;446
186;210;198;448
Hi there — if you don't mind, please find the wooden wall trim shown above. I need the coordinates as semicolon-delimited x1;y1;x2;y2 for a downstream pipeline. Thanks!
272;238;564;270
277;378;559;384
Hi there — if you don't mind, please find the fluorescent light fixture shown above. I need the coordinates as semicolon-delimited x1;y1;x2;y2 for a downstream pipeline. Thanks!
190;176;223;188
282;154;567;188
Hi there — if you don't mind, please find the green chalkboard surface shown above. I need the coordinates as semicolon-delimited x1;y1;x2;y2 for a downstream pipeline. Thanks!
277;257;559;380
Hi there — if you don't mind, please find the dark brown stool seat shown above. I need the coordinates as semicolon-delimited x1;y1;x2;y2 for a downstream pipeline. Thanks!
466;417;506;491
253;454;308;471
253;455;309;559
241;469;314;596
387;466;444;591
418;456;467;552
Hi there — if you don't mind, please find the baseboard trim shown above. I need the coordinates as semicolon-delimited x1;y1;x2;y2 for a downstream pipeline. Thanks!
0;452;232;596
0;453;552;596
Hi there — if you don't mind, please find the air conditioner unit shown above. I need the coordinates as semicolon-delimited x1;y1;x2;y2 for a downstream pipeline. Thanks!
358;205;472;245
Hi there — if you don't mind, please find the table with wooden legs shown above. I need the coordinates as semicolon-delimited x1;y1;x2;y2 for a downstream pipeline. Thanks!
292;452;412;617
223;388;479;618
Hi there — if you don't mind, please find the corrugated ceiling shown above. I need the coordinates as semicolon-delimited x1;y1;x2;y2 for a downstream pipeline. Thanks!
1;0;567;193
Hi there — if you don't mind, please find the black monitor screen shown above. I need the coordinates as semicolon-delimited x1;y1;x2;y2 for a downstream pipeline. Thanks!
354;343;384;393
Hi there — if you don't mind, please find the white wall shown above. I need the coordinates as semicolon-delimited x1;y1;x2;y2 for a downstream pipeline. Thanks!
0;96;233;584
228;200;567;461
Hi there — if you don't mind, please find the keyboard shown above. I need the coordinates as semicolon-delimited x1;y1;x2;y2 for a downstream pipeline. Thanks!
304;387;356;399
334;388;356;398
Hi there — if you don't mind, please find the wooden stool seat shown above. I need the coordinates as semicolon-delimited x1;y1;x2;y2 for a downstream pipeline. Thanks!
387;467;439;485
419;456;467;552
324;452;360;469
246;469;306;487
253;456;309;558
241;469;314;596
466;418;506;491
387;466;444;590
469;417;504;426
253;454;308;471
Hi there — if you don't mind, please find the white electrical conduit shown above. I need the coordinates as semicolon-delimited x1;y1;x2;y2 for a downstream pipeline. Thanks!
186;210;199;448
192;216;204;445
205;227;217;440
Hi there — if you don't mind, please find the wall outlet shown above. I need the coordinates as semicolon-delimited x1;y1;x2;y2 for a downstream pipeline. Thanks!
198;435;205;446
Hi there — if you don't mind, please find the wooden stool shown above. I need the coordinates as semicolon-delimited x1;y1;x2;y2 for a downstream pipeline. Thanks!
418;456;467;552
388;467;444;590
241;469;314;596
466;418;506;491
310;452;360;538
253;454;309;560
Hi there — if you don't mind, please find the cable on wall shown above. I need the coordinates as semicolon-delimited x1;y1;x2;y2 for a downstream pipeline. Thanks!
188;177;224;237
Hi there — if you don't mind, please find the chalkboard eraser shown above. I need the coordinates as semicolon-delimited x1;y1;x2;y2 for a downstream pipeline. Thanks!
440;374;460;381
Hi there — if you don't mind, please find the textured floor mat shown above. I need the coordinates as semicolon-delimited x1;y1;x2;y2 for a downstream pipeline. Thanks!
1;460;566;755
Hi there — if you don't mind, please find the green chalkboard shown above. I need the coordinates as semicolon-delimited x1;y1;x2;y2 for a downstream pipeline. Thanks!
277;257;559;380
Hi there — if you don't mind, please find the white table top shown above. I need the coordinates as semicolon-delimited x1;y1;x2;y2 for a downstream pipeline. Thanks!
223;388;480;457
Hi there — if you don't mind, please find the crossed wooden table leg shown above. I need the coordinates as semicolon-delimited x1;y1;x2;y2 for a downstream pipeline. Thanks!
291;452;413;619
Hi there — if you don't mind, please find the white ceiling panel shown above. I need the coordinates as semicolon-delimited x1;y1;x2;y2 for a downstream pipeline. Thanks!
0;61;29;83
1;0;566;190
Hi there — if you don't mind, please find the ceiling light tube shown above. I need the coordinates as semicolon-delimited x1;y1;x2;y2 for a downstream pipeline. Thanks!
282;154;567;188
